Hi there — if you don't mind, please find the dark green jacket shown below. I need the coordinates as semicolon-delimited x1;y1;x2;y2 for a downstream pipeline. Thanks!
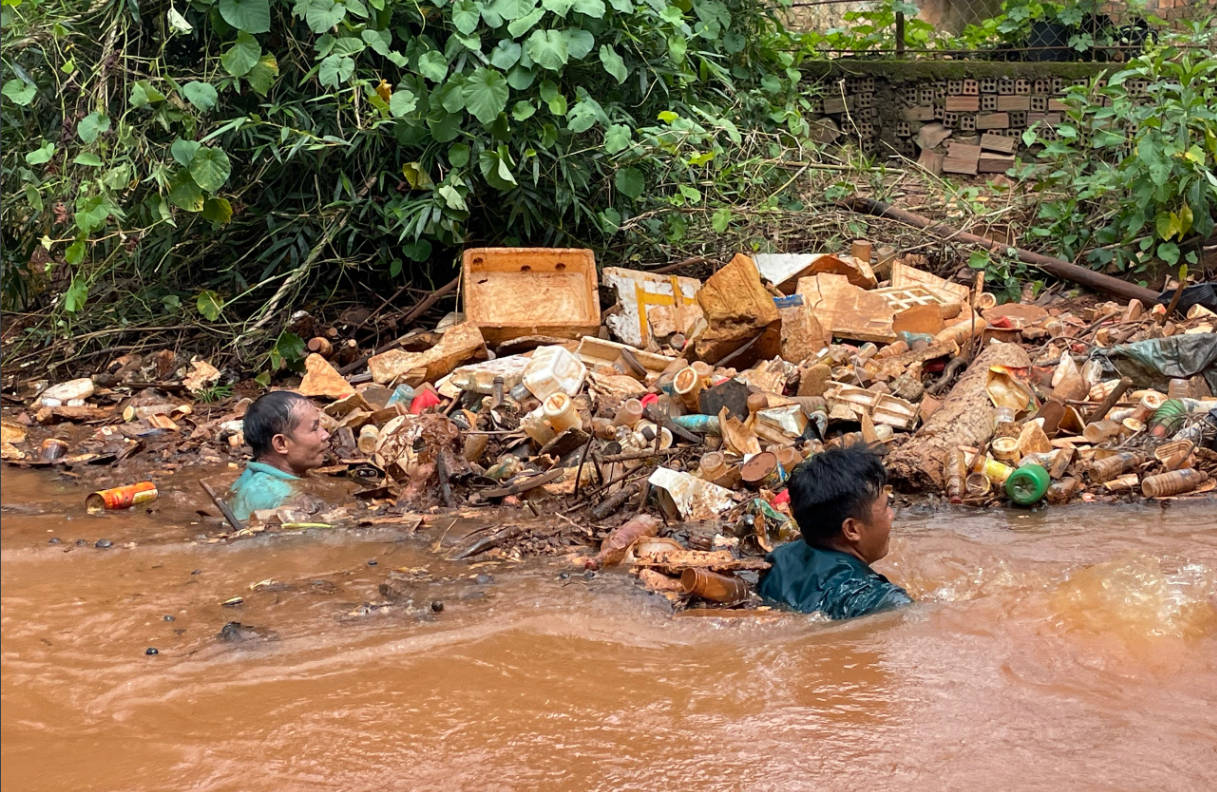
757;541;913;620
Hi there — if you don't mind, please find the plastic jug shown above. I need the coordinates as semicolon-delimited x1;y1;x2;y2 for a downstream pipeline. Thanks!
521;346;587;400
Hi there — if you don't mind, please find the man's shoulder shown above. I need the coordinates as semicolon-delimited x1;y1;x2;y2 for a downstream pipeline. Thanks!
760;542;911;619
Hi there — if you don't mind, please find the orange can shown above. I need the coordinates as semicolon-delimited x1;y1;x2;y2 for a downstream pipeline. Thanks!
86;482;158;513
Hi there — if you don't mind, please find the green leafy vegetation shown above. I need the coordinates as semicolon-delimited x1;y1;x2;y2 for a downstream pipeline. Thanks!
1;0;818;349
1017;45;1217;273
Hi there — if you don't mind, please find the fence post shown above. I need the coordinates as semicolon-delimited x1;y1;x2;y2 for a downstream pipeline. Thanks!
895;11;906;57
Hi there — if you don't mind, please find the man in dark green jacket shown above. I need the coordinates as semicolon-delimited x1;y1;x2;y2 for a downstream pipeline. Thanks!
757;445;912;620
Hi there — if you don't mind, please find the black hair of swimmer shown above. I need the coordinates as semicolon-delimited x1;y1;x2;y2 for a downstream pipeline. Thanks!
787;444;888;547
243;391;313;460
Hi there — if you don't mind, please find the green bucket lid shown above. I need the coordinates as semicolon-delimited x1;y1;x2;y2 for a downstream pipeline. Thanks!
1006;464;1050;506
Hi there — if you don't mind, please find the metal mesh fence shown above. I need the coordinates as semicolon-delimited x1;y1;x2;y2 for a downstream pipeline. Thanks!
777;0;1216;58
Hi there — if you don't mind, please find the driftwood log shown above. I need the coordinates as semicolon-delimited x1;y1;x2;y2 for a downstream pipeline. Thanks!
887;341;1031;490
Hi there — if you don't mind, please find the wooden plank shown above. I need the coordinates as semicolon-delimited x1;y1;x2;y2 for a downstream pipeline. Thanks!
945;96;980;112
976;112;1010;130
904;106;936;121
980;132;1017;153
978;153;1017;173
946;142;981;160
943;157;979;176
916;148;944;176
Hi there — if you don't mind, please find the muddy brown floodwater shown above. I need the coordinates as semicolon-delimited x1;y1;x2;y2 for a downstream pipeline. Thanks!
2;467;1216;792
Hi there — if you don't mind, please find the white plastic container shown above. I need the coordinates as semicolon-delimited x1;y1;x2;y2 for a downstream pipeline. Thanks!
542;392;582;434
449;354;531;395
37;378;95;407
521;345;587;401
520;405;556;445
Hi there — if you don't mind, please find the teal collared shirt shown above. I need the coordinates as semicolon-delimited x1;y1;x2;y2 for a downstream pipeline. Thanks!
757;541;913;620
226;461;300;521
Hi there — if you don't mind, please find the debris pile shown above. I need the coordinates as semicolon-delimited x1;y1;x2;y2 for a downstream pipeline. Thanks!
4;247;1215;609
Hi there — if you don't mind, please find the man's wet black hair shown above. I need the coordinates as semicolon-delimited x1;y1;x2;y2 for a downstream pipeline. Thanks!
244;391;311;460
788;445;888;547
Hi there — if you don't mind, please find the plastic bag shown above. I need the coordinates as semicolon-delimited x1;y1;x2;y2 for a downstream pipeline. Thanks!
1090;334;1217;392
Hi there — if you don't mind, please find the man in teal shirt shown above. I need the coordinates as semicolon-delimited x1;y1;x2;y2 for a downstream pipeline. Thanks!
227;391;332;521
758;445;912;620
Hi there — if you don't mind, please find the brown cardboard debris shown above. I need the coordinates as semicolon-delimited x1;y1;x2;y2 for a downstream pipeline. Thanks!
778;296;829;363
182;359;222;394
299;354;356;400
983;303;1049;327
797;273;896;344
892;304;947;337
693;254;781;365
368;321;486;386
805;254;878;290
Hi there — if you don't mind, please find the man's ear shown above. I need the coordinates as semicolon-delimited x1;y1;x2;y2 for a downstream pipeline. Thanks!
270;433;290;455
840;517;863;543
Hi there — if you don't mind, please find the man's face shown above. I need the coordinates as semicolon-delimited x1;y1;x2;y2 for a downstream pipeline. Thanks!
279;401;330;474
855;488;894;564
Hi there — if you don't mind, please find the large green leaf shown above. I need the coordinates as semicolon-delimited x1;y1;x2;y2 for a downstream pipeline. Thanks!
171;138;201;167
362;28;392;55
26;140;56;165
598;44;627;83
74;152;104;167
74;196;111;233
561;28;594;59
245;54;279;95
448;143;471;167
603;123;630;153
541;0;575;17
506;64;536;90
507;6;545;37
1;78;36;106
218;0;271;33
129;80;166;108
221;31;261;77
202;197;234;224
196;290;224;321
526;29;568;71
417;51;449;82
452;0;481;34
181;81;219;110
614;166;644;199
490;39;522;70
318;55;355;88
607;0;632;11
77;112;110;144
168;170;205;212
567;100;598;133
462;67;510;125
305;0;346;32
189;147;233;192
64;277;89;313
493;0;537;20
572;0;604;17
389;86;418;117
479;146;518;190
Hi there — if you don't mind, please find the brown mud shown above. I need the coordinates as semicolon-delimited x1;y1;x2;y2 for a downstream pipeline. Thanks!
3;467;1216;792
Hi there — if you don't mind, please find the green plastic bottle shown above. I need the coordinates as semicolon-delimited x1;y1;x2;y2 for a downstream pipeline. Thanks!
1006;464;1050;506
